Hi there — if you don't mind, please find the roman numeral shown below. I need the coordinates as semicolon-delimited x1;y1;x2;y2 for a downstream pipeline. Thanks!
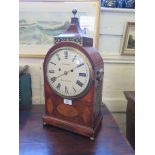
77;63;84;68
56;53;60;61
72;86;76;92
50;62;56;65
64;50;68;59
79;73;86;77
51;77;56;83
49;70;55;73
56;83;61;90
72;55;76;62
76;80;83;87
65;86;68;94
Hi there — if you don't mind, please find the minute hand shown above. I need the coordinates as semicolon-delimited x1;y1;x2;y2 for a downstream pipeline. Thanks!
69;63;84;72
55;63;85;79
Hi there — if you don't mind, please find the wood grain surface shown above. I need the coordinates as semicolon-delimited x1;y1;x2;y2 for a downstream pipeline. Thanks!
19;105;134;155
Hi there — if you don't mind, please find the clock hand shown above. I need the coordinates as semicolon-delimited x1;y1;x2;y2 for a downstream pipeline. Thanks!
56;72;67;78
54;70;70;79
69;63;85;72
52;63;85;81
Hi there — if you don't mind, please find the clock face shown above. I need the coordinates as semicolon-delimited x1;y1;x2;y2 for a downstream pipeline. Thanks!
46;46;92;98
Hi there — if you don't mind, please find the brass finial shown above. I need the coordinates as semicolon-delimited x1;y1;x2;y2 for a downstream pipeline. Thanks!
72;9;77;18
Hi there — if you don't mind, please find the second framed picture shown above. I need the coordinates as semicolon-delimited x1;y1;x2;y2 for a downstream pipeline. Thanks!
120;22;135;56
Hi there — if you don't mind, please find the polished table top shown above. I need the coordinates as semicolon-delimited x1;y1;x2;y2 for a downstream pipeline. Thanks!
124;91;135;104
19;105;134;155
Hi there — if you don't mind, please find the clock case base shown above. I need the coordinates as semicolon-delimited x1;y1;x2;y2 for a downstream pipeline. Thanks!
42;111;103;139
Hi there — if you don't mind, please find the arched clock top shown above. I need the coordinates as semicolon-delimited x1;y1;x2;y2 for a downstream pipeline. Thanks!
44;41;103;71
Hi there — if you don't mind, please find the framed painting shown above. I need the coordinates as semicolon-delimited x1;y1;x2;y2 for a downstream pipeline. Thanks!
120;22;135;56
19;0;100;58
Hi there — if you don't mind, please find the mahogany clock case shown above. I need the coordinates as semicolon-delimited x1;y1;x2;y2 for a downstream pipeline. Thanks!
43;41;104;139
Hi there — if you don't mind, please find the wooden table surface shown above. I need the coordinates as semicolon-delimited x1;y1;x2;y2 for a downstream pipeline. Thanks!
19;105;134;155
124;91;135;149
124;91;135;104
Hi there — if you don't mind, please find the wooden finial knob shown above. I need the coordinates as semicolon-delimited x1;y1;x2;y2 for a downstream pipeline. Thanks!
72;9;77;18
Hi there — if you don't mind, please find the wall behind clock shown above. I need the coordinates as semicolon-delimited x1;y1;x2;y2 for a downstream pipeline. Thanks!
19;8;135;112
99;8;135;55
99;8;135;111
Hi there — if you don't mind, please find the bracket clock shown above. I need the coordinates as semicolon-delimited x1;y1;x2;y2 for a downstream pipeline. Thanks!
43;10;104;140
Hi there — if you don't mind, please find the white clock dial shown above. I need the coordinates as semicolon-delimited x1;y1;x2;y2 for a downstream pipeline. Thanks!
46;47;92;98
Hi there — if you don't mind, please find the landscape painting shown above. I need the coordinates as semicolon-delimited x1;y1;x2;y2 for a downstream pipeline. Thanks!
20;13;70;45
19;1;100;57
121;22;135;55
127;27;135;49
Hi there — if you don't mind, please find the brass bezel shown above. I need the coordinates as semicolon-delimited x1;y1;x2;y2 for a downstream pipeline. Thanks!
46;46;93;99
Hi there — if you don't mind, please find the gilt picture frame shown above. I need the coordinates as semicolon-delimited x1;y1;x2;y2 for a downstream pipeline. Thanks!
121;22;135;56
19;0;100;58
